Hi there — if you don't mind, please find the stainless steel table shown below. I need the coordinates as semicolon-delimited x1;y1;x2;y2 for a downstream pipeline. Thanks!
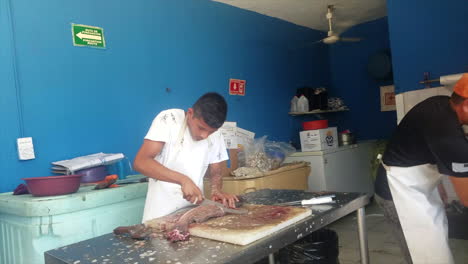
45;189;370;264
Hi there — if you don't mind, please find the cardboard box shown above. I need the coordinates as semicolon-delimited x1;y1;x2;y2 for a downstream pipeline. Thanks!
300;127;338;151
236;127;255;150
219;122;238;149
219;122;255;150
204;164;310;196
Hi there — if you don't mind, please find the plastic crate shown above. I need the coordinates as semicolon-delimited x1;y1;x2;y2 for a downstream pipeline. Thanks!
0;180;147;264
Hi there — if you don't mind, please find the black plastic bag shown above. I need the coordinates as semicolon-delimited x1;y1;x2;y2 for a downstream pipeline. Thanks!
280;229;339;264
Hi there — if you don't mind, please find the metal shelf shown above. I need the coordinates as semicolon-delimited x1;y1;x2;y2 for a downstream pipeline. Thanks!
289;108;349;116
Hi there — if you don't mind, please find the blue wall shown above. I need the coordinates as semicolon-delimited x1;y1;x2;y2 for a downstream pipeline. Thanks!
387;0;468;93
0;0;328;192
328;17;396;140
290;17;397;144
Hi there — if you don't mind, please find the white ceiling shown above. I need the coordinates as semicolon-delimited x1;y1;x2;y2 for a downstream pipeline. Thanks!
212;0;387;34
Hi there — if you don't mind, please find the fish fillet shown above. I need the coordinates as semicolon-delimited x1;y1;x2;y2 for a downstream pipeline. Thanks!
114;203;242;242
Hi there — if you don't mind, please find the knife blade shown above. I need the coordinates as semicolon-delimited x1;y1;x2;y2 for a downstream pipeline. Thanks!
199;198;249;214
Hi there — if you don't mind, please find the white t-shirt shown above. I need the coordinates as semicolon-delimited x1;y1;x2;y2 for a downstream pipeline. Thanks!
142;109;228;221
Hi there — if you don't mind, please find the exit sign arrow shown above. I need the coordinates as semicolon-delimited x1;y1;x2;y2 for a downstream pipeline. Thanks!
71;23;106;48
76;32;102;41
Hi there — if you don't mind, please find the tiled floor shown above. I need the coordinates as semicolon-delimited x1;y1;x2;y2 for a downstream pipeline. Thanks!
327;200;468;264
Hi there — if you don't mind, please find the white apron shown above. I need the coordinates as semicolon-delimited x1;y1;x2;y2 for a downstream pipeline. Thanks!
382;162;454;264
142;116;211;222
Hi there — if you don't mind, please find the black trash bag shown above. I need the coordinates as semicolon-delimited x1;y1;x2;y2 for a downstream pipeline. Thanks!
446;201;468;240
280;228;339;264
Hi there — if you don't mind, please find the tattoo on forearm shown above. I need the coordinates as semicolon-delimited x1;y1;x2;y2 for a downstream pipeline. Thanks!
210;165;222;191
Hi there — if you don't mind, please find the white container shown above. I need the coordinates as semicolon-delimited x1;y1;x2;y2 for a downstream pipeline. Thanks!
290;96;299;112
297;95;309;112
285;141;376;194
0;177;147;264
300;127;338;151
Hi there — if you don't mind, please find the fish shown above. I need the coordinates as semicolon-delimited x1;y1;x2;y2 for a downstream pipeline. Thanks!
113;199;247;242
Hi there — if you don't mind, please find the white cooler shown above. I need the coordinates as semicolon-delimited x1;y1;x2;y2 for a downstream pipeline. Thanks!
0;177;147;264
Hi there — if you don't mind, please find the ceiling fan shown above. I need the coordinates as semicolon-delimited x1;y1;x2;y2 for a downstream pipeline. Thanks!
316;5;362;44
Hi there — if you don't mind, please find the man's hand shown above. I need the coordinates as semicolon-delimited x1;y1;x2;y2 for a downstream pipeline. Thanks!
181;178;204;204
208;162;239;208
211;190;239;208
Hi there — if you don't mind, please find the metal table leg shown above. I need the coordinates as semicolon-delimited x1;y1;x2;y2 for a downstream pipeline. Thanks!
268;253;275;264
357;207;369;264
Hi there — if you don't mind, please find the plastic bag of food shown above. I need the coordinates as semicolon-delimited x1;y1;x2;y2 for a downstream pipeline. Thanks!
239;136;296;172
265;140;296;165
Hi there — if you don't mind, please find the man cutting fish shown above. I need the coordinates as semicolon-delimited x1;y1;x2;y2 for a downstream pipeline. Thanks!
374;73;468;264
134;92;238;222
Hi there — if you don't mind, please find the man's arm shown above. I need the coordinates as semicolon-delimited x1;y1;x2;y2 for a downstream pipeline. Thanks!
208;161;239;208
437;182;448;207
133;139;203;204
449;176;468;207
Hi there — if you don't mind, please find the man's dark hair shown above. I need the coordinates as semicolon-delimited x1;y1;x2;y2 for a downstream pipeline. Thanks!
451;92;466;105
192;92;227;129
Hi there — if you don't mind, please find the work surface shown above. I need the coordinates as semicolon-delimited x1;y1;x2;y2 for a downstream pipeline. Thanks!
45;189;370;264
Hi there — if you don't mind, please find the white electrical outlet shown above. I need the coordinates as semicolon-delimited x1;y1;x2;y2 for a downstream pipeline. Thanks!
17;137;36;160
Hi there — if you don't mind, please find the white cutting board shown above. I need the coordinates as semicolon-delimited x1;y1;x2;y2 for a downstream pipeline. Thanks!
189;204;311;245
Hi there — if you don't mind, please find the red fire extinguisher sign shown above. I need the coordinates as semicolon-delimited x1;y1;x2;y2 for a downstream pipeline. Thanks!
229;79;246;96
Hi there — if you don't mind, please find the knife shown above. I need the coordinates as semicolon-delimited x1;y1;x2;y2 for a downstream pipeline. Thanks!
199;198;249;214
275;194;336;206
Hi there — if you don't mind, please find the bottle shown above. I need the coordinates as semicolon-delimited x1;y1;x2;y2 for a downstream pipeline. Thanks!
297;95;309;113
290;96;299;112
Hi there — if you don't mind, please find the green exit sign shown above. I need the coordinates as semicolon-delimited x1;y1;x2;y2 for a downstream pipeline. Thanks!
72;24;106;48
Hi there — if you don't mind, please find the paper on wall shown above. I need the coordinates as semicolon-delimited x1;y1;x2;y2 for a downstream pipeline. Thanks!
380;85;396;112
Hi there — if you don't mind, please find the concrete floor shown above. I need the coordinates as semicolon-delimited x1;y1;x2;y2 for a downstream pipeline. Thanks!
327;200;468;264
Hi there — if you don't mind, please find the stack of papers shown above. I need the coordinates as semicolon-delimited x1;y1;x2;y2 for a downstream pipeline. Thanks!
52;152;124;174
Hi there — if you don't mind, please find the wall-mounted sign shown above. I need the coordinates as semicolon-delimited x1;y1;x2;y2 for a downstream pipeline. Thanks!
380;85;396;111
72;24;106;48
229;79;246;96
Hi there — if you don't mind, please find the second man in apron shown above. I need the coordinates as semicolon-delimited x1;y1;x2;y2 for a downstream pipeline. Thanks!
375;74;468;263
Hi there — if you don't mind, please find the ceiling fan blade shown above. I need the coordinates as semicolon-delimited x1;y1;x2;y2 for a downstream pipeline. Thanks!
312;39;325;44
323;35;339;44
288;38;325;50
340;37;362;42
302;39;325;46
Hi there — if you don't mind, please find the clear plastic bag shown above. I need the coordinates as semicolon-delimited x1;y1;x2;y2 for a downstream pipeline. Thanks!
239;136;296;172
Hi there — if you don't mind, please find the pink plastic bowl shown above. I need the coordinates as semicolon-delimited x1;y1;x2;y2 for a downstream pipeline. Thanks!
21;175;82;197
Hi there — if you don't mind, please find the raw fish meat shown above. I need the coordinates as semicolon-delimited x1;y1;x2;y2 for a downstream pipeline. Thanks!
114;202;246;242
